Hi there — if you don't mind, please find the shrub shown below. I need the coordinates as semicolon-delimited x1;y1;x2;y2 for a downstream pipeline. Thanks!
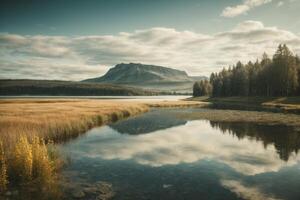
0;135;60;197
31;137;54;189
13;136;33;184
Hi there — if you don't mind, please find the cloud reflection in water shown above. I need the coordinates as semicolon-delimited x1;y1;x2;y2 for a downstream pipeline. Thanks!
65;120;300;176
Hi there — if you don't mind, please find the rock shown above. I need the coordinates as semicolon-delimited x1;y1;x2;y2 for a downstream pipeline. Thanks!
95;182;112;194
72;190;85;199
95;181;114;200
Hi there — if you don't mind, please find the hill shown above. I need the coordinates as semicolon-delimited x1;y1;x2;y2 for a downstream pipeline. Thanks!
0;79;158;96
83;63;206;92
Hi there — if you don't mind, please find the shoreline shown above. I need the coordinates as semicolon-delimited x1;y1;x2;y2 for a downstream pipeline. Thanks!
187;96;300;114
0;99;202;142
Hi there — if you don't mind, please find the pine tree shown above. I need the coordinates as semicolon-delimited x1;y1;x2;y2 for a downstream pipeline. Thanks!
208;44;299;97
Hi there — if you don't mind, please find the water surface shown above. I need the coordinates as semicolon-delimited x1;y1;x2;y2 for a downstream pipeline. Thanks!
0;95;190;101
60;108;300;200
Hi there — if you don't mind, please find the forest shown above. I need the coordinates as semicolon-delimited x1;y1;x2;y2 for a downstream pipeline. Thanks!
0;80;158;96
193;44;300;97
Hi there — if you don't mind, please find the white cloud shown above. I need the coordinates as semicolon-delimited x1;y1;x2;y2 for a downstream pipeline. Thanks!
221;0;273;17
222;5;250;17
0;20;300;80
277;1;284;7
221;179;281;200
68;120;300;176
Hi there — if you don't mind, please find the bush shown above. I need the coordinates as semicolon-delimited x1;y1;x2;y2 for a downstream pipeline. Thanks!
1;136;60;197
13;136;33;184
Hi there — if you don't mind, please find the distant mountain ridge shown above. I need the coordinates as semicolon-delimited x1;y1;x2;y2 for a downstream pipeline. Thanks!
83;63;206;92
0;79;158;96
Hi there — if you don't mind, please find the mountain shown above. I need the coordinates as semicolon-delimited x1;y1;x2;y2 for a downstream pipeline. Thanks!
83;63;207;92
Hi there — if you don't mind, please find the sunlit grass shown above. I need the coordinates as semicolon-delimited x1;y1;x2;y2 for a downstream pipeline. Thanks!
0;141;8;192
0;136;62;199
176;109;300;128
189;96;300;114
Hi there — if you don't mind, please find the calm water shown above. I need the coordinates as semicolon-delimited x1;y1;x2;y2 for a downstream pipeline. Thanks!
0;95;190;101
60;108;300;200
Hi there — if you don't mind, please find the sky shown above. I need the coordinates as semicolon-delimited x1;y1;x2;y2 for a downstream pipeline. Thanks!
1;0;300;80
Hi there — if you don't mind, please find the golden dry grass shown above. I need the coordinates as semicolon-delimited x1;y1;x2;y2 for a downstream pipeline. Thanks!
188;96;300;113
176;109;300;128
0;99;201;145
145;100;205;108
0;99;150;144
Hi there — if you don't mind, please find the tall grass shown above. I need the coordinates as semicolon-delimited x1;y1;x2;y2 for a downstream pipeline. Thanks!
0;141;8;192
0;136;62;199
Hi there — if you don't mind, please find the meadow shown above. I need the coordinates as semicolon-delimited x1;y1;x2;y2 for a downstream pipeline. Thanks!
189;96;300;114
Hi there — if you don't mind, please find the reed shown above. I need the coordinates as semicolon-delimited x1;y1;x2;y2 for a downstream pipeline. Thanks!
0;141;8;192
0;99;150;143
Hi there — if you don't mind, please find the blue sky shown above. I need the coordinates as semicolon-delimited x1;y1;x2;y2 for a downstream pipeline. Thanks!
1;0;299;35
1;0;300;80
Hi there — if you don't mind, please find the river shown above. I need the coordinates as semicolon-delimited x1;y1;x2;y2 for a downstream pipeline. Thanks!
59;108;300;200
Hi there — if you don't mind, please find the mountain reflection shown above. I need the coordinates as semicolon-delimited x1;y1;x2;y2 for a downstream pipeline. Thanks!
209;121;300;161
110;109;187;134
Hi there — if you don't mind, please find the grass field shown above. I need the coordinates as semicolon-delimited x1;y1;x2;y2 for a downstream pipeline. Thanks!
189;96;300;114
176;109;300;129
0;99;201;197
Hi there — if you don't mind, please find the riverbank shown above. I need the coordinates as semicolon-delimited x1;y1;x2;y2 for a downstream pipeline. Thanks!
188;96;300;114
0;98;201;198
176;109;300;130
0;99;144;143
0;99;202;143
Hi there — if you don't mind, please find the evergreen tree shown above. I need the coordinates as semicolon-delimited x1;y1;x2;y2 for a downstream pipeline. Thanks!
272;44;298;95
193;80;212;97
209;44;299;97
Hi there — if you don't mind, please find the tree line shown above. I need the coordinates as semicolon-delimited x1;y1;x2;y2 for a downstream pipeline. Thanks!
0;80;158;96
193;44;300;97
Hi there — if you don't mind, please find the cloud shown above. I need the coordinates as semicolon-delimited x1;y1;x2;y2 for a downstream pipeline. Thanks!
68;120;300;175
277;1;284;7
0;20;300;80
221;179;281;200
0;58;109;80
221;0;273;17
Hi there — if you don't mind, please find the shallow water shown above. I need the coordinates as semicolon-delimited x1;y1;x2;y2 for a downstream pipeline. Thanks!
60;108;300;200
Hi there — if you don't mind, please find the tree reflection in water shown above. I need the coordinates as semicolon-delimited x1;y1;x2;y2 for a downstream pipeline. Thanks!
209;121;300;161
